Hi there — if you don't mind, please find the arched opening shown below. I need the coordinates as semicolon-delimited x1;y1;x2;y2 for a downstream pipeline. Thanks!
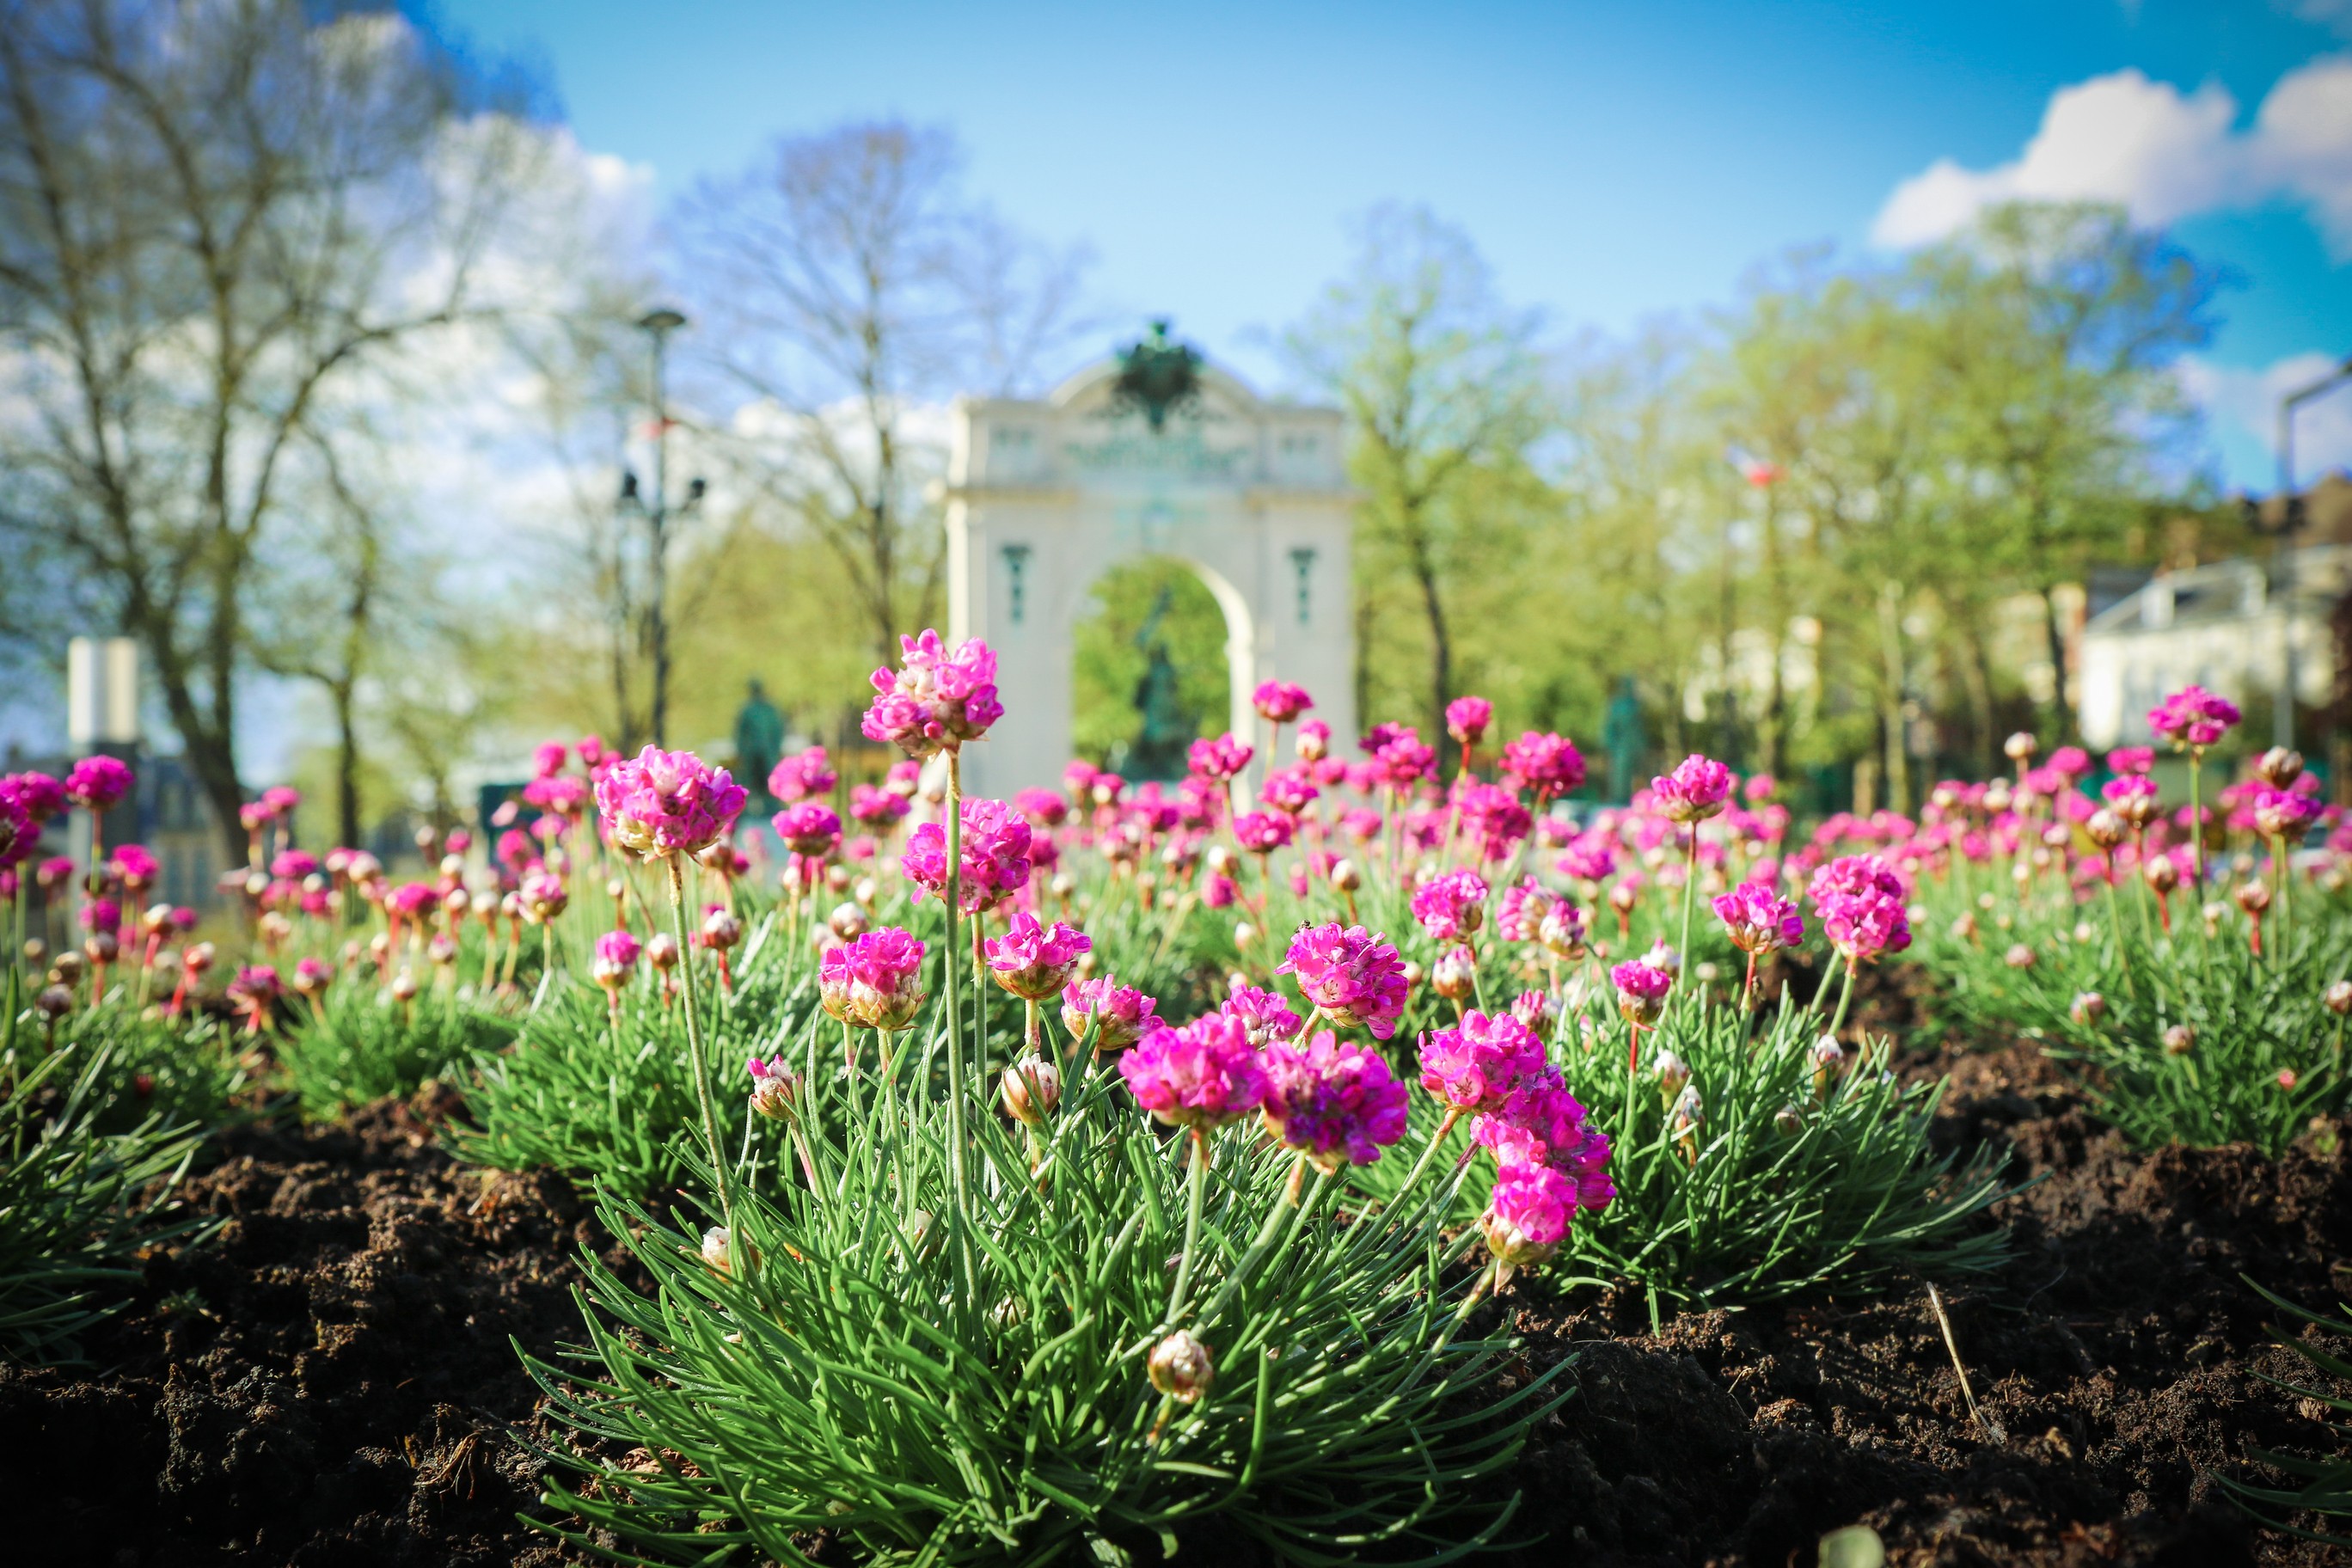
1070;556;1244;779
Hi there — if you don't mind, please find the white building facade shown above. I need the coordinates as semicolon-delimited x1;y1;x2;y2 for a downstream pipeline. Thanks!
944;352;1356;800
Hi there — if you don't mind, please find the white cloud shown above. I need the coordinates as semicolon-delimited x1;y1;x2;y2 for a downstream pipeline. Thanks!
1873;57;2352;254
2180;351;2352;481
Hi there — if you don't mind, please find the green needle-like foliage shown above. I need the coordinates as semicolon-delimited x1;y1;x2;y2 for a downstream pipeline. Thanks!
0;1039;212;1363
277;982;518;1118
2220;1276;2352;1546
526;1025;1565;1565
1556;991;2014;1304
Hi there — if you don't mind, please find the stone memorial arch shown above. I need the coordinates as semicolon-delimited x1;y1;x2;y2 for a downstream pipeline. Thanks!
946;326;1356;799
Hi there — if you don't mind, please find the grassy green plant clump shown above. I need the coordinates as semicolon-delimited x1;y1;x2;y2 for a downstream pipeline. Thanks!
0;1040;211;1362
277;979;519;1118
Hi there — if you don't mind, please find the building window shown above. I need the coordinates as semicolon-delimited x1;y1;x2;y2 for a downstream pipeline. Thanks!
1002;543;1032;624
1289;547;1317;626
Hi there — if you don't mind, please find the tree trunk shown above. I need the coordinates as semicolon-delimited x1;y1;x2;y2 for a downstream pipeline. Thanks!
1412;545;1453;764
1875;580;1910;817
334;679;362;848
2043;585;2073;737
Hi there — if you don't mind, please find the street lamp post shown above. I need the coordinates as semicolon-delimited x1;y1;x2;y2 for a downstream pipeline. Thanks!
620;307;705;748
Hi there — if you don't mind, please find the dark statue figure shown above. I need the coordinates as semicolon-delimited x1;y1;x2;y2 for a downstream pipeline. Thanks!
1127;585;1192;781
734;679;786;812
1603;676;1647;804
1110;319;1203;433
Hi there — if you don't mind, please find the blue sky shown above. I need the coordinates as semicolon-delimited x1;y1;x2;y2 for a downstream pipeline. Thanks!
411;0;2352;489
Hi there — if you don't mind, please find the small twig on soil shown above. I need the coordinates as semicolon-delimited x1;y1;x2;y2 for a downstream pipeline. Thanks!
1927;1282;2006;1443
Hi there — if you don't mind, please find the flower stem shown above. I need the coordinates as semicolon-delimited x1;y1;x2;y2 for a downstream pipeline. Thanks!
943;751;971;1219
666;854;738;1246
1828;960;1859;1039
1163;1126;1210;1328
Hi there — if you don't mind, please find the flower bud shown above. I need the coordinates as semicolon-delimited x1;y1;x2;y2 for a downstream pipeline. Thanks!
829;902;867;940
2004;943;2036;970
2143;856;2179;894
2085;810;2126;850
51;950;87;985
21;937;48;967
428;933;459;968
1430;945;1478;1001
2070;990;2106;1026
2326;980;2352;1016
1148;1331;1215;1403
2255;746;2305;789
2004;731;2038;763
1950;912;1977;940
1000;1055;1062;1125
183;940;215;976
83;931;119;965
1400;959;1424;991
2162;1023;2196;1056
1652;1047;1690;1094
701;908;744;951
747;1057;800;1120
1510;989;1554;1033
1232;921;1257;948
647;934;681;971
701;1226;734;1274
826;861;854;894
389;969;420;1003
1773;1103;1804;1137
2278;1068;2300;1090
1670;1084;1703;1138
2233;881;2272;918
1329;858;1363;893
854;875;879;906
34;985;73;1020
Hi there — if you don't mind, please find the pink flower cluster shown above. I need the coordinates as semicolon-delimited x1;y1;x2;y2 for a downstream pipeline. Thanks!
1188;732;1254;783
769;745;837;804
1261;1032;1410;1170
1501;732;1584;796
1253;681;1314;724
1062;975;1164;1050
1445;695;1493;747
1651;754;1733;824
1118;1014;1271;1130
1712;881;1803;955
1220;978;1304;1046
862;629;1003;757
901;799;1032;915
2148;685;2241;751
65;755;134;811
1279;922;1412;1039
1418;1009;1547;1114
983;912;1091;1000
1411;867;1489;943
594;747;748;860
818;927;929;1030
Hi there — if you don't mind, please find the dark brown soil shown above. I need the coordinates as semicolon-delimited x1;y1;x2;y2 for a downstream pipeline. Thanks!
0;1098;607;1568
7;1047;2350;1567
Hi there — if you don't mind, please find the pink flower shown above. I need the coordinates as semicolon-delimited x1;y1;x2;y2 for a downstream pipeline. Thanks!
1203;872;1240;909
1501;732;1586;795
259;785;300;816
228;965;281;1008
1411;868;1489;943
1262;1032;1410;1170
593;928;642;986
2102;775;2160;826
1259;764;1320;815
1233;809;1293;854
2254;787;2318;840
388;882;438;921
1062;975;1164;1050
2148;684;2241;750
819;928;929;1030
1819;888;1911;963
1014;787;1068;828
65;755;134;811
80;897;120;935
1806;854;1905;907
1188;732;1254;782
266;848;315;883
1455;781;1533;861
524;774;590;818
1118;1014;1271;1130
1221;978;1304;1047
849;783;910;827
773;802;842;858
1279;923;1412;1040
769;746;837;805
1370;727;1436;791
1610;960;1674;1026
1651;754;1733;824
1418;1009;1547;1113
1494;876;1558;943
1253;681;1314;724
293;957;334;995
3;772;67;824
2107;746;2155;776
594;747;748;861
901;799;1032;915
861;628;1003;757
1445;695;1494;747
2049;746;2091;780
1295;718;1332;762
1554;835;1617;884
1712;882;1803;955
1341;806;1382;842
113;844;161;889
1473;1072;1614;1212
533;741;569;778
1481;1161;1577;1266
520;871;568;923
983;911;1092;1000
0;791;28;867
